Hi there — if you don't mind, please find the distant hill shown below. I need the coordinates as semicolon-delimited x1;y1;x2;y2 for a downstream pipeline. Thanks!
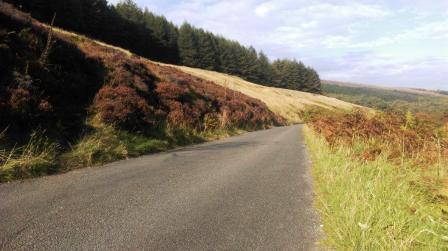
323;80;448;98
322;80;448;120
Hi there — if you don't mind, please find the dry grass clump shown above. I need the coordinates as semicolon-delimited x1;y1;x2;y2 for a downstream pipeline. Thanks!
0;130;59;182
62;116;170;168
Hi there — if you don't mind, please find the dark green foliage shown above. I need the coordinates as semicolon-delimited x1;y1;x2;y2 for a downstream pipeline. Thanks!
196;30;220;70
256;51;273;85
6;0;322;93
271;59;321;93
142;10;179;63
177;23;199;67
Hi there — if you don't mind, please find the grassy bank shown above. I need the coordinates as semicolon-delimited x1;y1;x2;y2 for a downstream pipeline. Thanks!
304;125;448;250
0;120;244;183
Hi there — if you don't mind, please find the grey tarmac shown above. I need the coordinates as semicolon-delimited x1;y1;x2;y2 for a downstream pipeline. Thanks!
0;125;319;250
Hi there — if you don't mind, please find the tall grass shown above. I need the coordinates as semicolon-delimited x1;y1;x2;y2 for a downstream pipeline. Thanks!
304;126;448;250
62;124;170;168
0;130;59;182
62;118;243;169
0;115;247;182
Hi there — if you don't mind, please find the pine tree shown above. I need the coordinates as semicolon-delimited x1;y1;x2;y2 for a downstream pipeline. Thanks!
216;38;239;75
178;23;199;67
115;0;143;24
256;51;273;84
240;46;259;82
305;67;322;93
142;10;179;63
196;30;219;70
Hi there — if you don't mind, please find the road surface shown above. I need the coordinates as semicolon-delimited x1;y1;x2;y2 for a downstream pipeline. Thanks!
0;125;319;250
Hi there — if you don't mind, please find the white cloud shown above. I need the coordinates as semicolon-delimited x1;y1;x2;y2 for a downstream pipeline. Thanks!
254;1;278;17
318;53;448;89
322;36;352;48
348;19;448;49
290;3;390;19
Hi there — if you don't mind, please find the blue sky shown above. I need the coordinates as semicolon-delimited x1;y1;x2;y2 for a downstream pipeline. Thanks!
109;0;448;90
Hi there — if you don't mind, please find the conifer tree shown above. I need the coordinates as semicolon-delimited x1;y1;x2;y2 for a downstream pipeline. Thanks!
240;46;259;82
178;22;199;67
256;51;273;84
196;30;220;70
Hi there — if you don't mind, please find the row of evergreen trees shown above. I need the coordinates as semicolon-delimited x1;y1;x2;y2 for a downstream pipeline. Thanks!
8;0;322;93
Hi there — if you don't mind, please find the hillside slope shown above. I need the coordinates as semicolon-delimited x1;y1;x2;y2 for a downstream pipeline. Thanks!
0;3;282;181
166;66;362;123
48;20;363;124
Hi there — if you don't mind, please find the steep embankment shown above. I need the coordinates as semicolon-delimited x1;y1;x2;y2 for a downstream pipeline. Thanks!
0;3;282;181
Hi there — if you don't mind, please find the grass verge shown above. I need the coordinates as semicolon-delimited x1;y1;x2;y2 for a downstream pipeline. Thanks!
62;124;243;169
304;126;448;250
0;130;59;182
0;120;246;182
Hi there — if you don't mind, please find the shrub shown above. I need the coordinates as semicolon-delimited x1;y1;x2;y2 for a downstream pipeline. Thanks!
94;85;159;130
156;81;190;101
8;87;33;113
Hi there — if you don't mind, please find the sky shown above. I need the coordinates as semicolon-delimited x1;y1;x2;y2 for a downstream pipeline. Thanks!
108;0;448;90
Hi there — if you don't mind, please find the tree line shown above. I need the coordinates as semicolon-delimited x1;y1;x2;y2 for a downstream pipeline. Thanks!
7;0;322;93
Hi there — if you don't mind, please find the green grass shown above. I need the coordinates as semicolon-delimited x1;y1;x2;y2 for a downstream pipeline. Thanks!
304;126;448;250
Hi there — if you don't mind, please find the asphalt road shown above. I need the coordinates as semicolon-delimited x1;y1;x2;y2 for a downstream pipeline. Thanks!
0;125;320;250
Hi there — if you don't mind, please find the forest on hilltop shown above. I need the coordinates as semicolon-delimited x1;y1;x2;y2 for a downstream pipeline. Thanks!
7;0;322;93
